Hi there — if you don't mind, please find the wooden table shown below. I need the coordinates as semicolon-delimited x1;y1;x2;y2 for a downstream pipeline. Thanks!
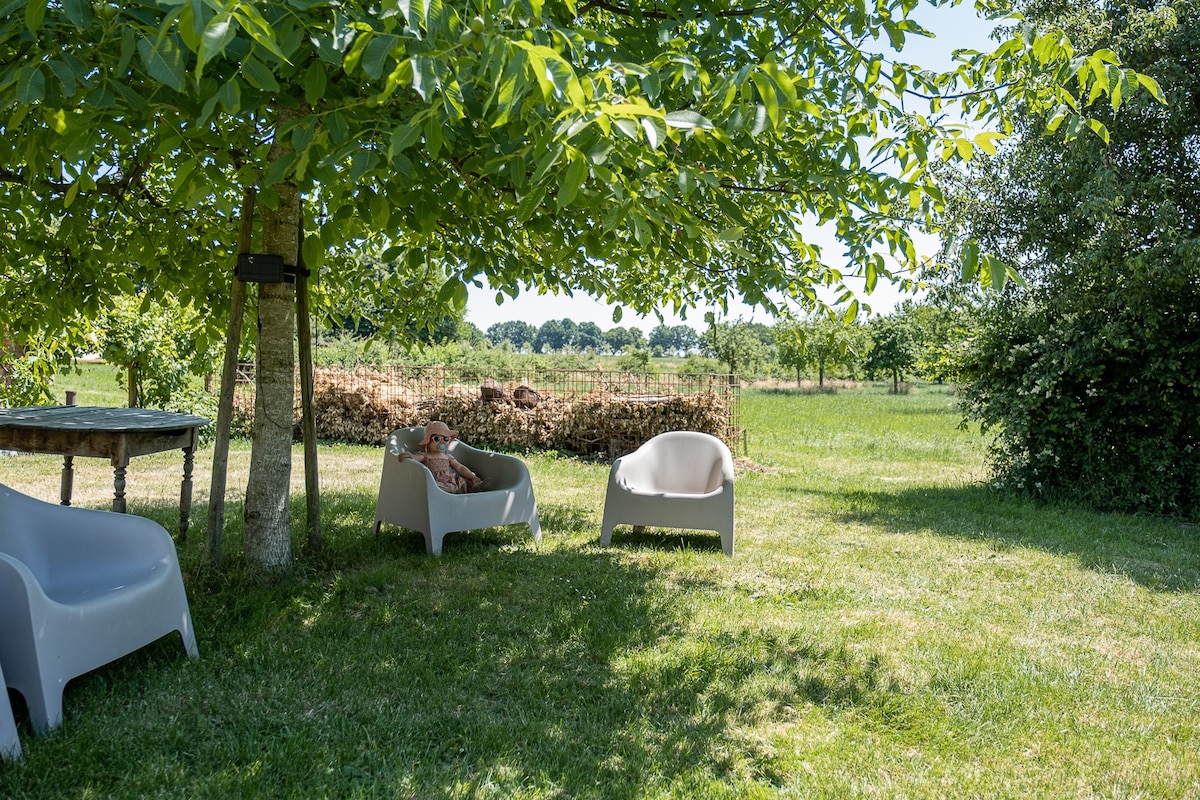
0;406;209;539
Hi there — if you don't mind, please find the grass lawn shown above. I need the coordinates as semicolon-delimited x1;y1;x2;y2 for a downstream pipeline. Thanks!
1;383;1198;798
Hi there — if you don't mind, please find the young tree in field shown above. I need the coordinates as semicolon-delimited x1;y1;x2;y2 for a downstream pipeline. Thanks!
96;293;219;411
902;298;974;383
703;320;772;382
774;315;863;388
0;1;1160;569
864;314;918;393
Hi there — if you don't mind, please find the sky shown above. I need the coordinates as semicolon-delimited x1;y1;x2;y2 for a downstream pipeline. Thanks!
464;3;1000;335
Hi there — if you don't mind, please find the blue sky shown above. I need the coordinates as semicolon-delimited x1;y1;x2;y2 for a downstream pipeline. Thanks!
465;2;1000;334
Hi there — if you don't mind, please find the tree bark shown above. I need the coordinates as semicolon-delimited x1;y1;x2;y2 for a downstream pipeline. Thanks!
243;141;301;571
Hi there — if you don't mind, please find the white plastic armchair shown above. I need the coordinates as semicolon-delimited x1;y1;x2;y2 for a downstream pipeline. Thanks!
1;660;19;761
0;483;198;734
600;430;736;556
373;427;541;555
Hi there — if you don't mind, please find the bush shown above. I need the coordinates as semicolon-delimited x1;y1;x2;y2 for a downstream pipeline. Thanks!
960;264;1200;520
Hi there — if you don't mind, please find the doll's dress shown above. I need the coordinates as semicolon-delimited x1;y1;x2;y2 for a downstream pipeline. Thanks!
421;452;473;494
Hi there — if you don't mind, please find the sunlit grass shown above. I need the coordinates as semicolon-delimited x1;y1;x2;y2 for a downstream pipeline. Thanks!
2;383;1198;798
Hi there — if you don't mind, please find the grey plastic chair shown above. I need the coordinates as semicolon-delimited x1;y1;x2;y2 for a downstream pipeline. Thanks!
0;660;19;761
0;483;198;733
600;430;736;556
373;426;541;555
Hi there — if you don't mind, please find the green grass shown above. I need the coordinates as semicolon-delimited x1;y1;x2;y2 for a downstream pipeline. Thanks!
2;384;1199;799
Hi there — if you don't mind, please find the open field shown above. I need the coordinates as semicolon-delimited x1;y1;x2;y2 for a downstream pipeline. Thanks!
2;383;1198;798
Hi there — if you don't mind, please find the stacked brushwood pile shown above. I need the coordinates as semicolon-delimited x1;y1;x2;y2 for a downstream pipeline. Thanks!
231;366;734;455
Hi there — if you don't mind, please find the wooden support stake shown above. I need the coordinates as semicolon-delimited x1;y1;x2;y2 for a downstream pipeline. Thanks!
296;210;322;550
205;187;255;566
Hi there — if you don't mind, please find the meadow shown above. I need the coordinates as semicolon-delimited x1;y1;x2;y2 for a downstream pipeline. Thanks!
1;375;1198;799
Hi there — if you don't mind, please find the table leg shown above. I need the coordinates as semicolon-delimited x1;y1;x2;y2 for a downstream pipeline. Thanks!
60;455;74;506
112;461;127;513
179;445;196;541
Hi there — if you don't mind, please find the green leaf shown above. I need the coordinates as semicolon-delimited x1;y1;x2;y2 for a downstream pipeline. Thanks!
411;55;439;101
613;117;638;139
557;156;587;210
327;110;349;144
640;116;664;149
302;234;325;271
437;278;469;310
389;123;421;153
16;66;46;104
531;142;564;185
423;113;443;157
217;78;240;113
665;110;714;130
138;36;186;92
361;34;394;80
24;0;46;32
516;184;547;223
240;57;280;92
304;61;327;106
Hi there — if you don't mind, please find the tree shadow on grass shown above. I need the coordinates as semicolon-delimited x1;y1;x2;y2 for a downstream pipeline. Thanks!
3;491;906;800
821;483;1200;593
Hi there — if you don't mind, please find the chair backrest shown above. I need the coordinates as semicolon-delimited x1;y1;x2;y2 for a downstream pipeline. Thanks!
0;484;54;582
636;431;732;494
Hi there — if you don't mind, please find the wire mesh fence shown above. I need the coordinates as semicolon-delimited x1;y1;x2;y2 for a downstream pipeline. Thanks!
232;363;741;457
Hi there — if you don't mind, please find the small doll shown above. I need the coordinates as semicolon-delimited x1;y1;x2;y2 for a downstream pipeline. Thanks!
398;420;483;493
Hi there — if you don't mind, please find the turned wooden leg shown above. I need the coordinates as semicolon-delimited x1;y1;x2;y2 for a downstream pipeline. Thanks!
60;455;74;506
179;445;196;541
112;461;127;513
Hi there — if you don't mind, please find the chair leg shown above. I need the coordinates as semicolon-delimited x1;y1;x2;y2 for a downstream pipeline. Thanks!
1;688;21;761
27;682;63;735
179;619;200;659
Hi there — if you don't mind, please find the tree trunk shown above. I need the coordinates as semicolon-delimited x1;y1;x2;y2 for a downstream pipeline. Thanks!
243;173;300;570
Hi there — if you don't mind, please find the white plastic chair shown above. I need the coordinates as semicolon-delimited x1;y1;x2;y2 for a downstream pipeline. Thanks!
1;660;19;761
0;483;198;733
373;426;541;555
600;430;736;556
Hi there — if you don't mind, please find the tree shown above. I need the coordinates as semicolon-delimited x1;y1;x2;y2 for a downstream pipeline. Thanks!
702;320;771;381
944;0;1200;518
863;313;917;392
774;314;863;388
648;324;699;356
602;326;646;355
96;292;219;411
533;319;574;353
485;321;538;351
1;1;1159;569
902;298;974;383
574;321;605;353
